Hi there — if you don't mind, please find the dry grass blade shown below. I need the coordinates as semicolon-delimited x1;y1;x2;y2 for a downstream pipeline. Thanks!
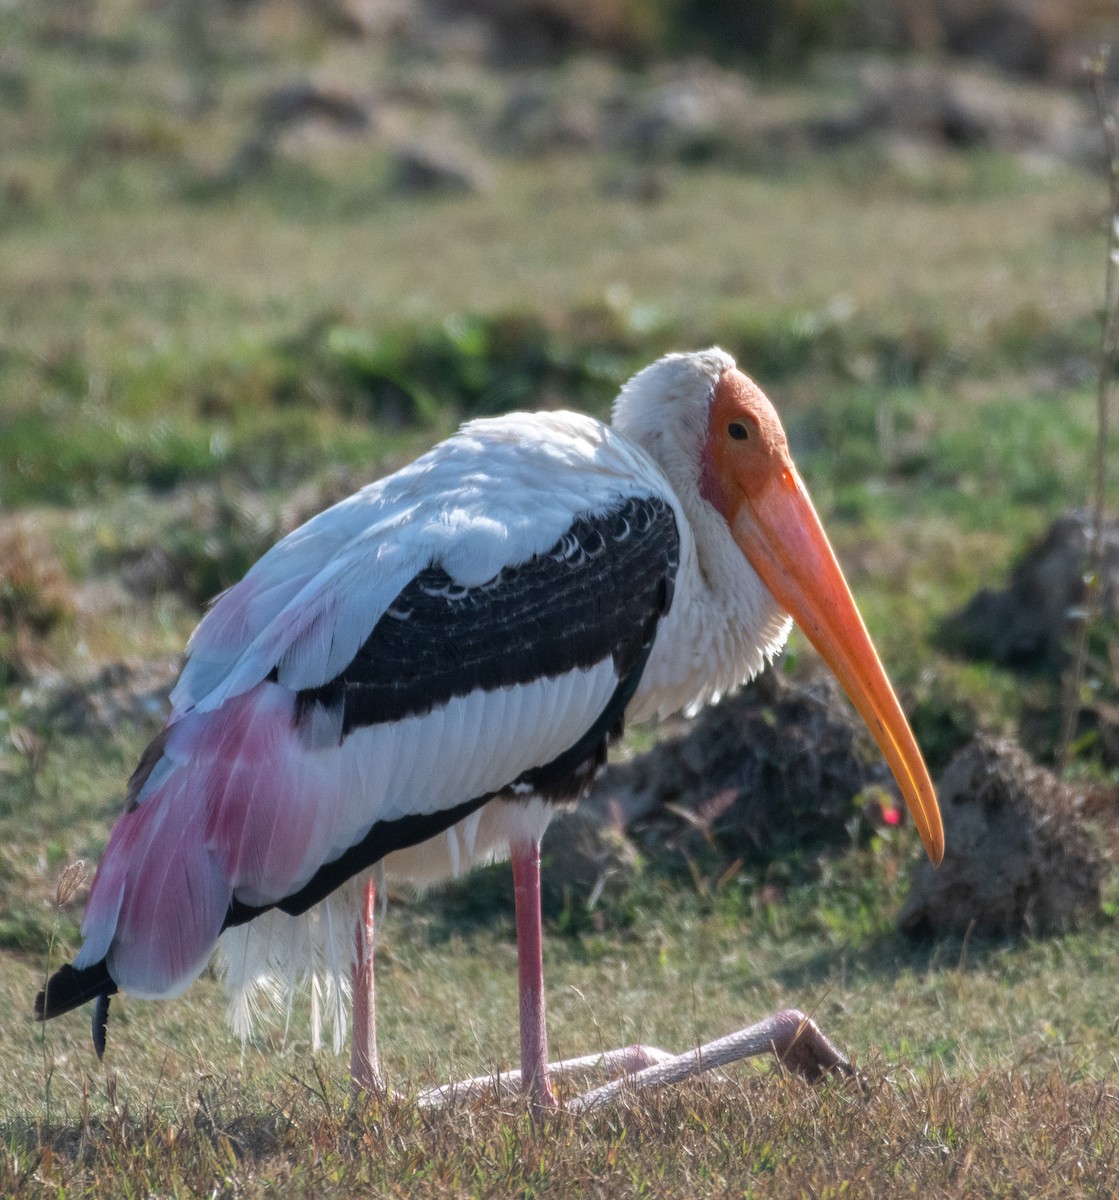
54;860;87;909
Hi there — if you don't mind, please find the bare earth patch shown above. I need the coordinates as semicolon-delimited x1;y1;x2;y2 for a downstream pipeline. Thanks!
900;733;1114;937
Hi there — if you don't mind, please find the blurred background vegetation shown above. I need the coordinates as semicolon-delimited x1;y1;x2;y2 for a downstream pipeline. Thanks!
2;0;1115;738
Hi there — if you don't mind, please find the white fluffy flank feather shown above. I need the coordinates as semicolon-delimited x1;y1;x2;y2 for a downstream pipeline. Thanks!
217;877;365;1054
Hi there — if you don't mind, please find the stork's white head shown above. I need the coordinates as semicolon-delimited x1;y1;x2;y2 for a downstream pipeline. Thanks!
615;348;944;867
611;348;735;495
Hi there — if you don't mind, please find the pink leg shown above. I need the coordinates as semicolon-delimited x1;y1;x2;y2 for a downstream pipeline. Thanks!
350;877;382;1093
511;838;557;1109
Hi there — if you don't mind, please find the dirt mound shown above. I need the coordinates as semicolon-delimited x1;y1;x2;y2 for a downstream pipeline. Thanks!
581;667;894;871
941;512;1119;673
259;82;371;133
899;734;1113;937
389;141;492;194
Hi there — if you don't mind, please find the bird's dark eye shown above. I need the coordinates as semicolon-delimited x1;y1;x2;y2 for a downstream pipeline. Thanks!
727;422;749;441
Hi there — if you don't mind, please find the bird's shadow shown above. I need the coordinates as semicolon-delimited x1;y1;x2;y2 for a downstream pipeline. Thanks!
766;926;1018;995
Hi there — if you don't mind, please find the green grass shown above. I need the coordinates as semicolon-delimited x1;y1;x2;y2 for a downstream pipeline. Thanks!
2;0;1118;1194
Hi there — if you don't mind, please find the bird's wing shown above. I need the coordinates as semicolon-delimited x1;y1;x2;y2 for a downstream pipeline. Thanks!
228;490;681;925
294;494;677;743
171;410;662;714
169;476;424;715
58;414;684;1005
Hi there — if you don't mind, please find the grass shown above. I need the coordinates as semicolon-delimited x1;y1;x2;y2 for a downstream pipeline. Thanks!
4;847;1119;1194
5;1068;1119;1197
1;0;1118;1194
3;725;1118;1193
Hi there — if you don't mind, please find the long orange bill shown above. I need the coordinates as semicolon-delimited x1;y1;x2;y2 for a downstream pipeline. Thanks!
732;463;944;866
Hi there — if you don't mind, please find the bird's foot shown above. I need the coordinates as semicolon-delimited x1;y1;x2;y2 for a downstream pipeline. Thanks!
766;1009;852;1084
413;1043;674;1107
567;1009;852;1113
411;1010;850;1111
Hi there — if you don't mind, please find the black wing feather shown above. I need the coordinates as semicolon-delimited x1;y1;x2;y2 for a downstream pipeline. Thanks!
35;960;117;1021
293;495;680;737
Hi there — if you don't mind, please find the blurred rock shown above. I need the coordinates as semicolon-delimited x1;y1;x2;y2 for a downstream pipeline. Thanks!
815;61;1099;165
259;82;372;132
221;82;374;185
941;512;1119;672
899;734;1112;937
608;61;760;163
389;141;492;193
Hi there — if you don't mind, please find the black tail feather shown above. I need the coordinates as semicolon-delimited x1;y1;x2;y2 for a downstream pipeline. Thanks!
92;992;111;1060
35;960;117;1021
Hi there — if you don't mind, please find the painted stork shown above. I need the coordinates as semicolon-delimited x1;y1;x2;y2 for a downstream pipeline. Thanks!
36;348;943;1109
